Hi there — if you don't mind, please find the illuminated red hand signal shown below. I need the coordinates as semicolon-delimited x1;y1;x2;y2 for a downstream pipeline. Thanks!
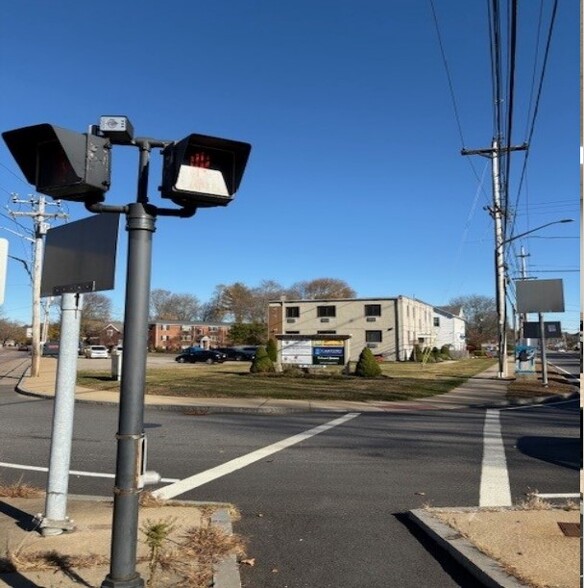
188;151;211;168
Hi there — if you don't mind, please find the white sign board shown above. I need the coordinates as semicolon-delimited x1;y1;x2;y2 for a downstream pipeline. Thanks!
281;339;312;365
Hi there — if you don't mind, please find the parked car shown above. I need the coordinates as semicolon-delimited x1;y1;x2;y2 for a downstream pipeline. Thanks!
216;347;255;361
42;341;60;356
175;348;227;364
84;345;109;359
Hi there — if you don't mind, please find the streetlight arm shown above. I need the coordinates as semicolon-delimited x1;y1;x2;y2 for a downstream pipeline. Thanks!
501;219;573;246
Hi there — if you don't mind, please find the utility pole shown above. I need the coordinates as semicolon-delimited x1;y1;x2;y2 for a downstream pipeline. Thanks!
9;194;67;376
461;140;527;379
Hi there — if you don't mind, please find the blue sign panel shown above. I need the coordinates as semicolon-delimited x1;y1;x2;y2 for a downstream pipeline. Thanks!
313;346;344;365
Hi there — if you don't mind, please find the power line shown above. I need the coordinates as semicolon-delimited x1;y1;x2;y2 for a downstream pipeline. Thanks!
507;0;559;238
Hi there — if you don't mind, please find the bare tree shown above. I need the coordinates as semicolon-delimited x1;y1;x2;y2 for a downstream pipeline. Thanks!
288;278;356;300
79;292;112;341
249;280;287;322
448;294;498;349
150;289;200;321
217;282;254;322
0;319;26;345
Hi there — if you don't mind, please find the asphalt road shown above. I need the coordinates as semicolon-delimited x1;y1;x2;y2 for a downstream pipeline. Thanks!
0;350;579;587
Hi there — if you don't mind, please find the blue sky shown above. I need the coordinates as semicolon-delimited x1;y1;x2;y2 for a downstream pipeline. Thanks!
0;1;579;332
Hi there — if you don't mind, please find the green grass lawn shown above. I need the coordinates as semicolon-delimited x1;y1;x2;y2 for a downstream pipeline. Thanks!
77;358;498;402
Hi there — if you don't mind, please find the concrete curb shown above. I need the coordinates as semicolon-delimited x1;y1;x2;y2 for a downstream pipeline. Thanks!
408;509;528;588
212;508;242;588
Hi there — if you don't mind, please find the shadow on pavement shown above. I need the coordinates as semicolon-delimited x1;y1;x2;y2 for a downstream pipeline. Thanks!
516;436;580;470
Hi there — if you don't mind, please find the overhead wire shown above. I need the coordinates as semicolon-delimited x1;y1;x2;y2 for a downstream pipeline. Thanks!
502;0;518;241
507;0;559;239
429;0;491;205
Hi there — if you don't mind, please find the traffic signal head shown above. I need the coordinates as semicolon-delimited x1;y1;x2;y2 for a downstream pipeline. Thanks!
2;124;111;202
160;133;251;207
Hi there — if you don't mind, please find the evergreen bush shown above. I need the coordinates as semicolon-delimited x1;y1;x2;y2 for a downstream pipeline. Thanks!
266;338;278;362
250;345;275;374
354;347;382;377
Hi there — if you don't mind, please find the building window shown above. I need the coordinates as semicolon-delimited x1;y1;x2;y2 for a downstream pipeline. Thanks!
317;330;337;335
364;304;381;317
365;330;382;343
317;306;336;318
181;325;191;332
285;330;300;334
286;306;300;318
433;317;440;327
161;324;169;331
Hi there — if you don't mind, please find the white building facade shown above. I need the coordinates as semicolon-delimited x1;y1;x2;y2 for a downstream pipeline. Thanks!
432;306;467;355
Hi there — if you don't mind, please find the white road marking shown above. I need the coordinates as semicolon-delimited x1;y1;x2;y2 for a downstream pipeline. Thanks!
502;398;578;411
535;492;579;499
0;461;179;483
153;412;361;500
480;409;512;507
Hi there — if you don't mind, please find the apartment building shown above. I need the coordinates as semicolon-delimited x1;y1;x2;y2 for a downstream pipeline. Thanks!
148;320;232;351
267;296;436;362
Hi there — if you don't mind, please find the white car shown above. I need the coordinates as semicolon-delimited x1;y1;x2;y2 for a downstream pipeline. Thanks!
84;345;109;359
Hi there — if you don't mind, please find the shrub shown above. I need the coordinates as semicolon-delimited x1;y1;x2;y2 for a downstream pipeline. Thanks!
266;338;278;362
409;344;423;362
282;365;305;378
250;346;275;374
439;345;452;360
354;347;382;377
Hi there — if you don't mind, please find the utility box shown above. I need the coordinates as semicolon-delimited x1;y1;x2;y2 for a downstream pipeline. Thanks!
111;348;123;381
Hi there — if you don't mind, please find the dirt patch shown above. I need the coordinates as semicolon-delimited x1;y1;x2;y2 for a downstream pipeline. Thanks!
430;507;579;588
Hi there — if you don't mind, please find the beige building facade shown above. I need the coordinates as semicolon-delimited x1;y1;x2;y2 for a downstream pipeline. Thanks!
268;296;436;362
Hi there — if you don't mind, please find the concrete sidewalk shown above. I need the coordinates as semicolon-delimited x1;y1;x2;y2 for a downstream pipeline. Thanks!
4;356;580;587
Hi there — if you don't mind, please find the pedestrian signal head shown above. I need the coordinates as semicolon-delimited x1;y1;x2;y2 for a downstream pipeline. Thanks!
2;123;111;202
160;133;251;208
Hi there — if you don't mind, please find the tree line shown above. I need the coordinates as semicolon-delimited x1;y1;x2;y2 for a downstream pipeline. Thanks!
1;278;507;350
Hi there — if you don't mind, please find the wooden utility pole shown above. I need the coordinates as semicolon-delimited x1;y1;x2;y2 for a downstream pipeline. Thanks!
9;194;67;376
461;141;527;378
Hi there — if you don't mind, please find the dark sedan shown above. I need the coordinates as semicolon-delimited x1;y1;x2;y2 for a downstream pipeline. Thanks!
216;347;256;361
175;348;227;364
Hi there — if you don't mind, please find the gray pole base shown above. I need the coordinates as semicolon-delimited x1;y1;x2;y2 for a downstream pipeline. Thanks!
101;574;145;588
37;515;76;536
